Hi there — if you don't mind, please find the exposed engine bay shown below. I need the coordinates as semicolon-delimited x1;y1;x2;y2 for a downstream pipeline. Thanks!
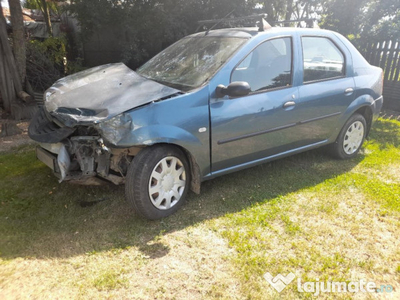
29;106;141;185
27;63;184;186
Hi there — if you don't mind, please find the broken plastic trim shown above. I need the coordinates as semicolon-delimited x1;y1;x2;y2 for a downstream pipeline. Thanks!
28;106;76;143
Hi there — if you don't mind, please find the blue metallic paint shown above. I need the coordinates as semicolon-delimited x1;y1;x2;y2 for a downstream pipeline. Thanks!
107;28;383;182
114;86;212;177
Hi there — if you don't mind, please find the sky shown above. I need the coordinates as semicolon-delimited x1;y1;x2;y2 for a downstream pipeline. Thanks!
1;0;9;8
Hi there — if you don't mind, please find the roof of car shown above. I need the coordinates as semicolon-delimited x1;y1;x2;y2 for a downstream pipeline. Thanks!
189;26;331;39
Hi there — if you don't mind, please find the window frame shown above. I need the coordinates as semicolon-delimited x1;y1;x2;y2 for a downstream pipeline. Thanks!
301;35;347;84
230;36;294;95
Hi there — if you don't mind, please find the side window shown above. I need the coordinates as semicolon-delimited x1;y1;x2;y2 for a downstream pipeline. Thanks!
302;37;345;82
231;37;292;92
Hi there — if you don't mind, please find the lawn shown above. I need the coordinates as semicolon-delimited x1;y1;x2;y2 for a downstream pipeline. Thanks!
0;118;399;299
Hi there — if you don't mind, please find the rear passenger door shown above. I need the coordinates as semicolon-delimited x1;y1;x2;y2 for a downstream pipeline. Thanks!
296;36;355;142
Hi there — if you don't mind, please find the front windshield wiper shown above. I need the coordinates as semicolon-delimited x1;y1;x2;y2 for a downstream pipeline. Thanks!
141;75;193;92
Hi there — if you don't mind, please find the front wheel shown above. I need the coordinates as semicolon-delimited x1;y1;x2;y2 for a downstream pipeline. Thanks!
125;145;190;220
329;113;367;159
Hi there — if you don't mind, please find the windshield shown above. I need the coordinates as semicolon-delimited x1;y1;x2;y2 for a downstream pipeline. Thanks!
137;36;247;91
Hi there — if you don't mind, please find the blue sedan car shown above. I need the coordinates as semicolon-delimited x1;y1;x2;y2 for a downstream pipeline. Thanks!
29;25;383;219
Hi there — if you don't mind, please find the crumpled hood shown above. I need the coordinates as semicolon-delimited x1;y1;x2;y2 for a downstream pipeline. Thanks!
44;63;181;127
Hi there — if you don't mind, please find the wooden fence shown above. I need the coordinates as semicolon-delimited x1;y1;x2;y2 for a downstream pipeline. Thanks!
362;40;400;110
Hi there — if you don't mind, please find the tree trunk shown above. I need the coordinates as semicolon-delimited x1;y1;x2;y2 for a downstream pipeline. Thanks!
8;0;26;84
0;0;18;113
285;0;294;21
0;1;33;118
39;0;53;37
263;1;276;23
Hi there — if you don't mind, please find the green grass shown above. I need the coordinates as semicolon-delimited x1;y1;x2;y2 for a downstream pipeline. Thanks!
1;118;400;299
91;267;128;291
207;118;400;299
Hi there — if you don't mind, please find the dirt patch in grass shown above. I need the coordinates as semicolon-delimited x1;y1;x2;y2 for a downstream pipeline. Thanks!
0;225;239;300
0;121;34;153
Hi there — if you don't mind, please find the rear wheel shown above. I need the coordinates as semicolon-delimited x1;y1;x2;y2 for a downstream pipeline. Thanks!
330;113;366;159
125;145;190;220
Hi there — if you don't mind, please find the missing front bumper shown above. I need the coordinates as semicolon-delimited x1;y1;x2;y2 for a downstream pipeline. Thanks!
36;138;127;186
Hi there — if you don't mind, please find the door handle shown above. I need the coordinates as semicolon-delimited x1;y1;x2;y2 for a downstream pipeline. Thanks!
345;88;354;94
283;101;296;109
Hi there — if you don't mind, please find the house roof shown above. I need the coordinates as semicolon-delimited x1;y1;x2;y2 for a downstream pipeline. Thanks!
2;7;36;22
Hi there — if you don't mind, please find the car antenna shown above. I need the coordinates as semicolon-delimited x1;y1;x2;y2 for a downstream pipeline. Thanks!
204;9;236;35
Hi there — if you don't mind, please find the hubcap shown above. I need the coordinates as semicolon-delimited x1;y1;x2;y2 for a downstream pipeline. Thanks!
343;121;364;155
148;156;186;210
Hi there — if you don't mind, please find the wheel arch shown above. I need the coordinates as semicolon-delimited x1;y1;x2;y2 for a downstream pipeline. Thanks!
130;142;202;195
353;105;373;137
336;94;375;141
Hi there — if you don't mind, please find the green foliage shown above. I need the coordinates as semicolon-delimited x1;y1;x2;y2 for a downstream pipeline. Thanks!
28;36;85;75
65;0;399;68
26;36;84;91
65;58;85;75
23;0;41;9
91;268;128;291
68;0;255;68
23;0;65;15
319;0;400;42
29;36;67;66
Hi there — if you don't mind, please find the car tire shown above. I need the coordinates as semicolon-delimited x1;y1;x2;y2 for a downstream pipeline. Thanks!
330;113;367;159
125;145;190;220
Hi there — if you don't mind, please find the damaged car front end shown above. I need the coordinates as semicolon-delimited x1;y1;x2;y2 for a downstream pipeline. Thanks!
29;34;245;206
32;121;131;186
29;63;184;186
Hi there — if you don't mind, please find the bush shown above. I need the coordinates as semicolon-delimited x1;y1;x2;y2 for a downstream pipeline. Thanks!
26;36;84;92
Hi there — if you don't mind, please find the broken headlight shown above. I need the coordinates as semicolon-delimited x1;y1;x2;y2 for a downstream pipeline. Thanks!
95;113;134;145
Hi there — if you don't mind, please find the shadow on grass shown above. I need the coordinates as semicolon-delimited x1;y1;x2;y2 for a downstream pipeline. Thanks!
368;119;400;148
1;118;398;260
0;147;364;261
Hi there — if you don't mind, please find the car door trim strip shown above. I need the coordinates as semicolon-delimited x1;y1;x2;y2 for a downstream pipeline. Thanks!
217;111;342;145
298;111;342;125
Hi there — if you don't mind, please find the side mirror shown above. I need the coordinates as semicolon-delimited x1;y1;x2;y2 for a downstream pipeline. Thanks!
216;81;251;98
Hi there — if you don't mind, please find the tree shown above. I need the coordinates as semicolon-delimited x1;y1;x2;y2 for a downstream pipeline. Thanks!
24;0;59;36
8;0;26;83
39;0;53;36
360;0;400;41
67;0;400;69
317;0;400;41
69;0;256;68
0;0;32;120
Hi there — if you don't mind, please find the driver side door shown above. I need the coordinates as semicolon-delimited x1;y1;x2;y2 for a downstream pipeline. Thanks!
210;37;302;172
